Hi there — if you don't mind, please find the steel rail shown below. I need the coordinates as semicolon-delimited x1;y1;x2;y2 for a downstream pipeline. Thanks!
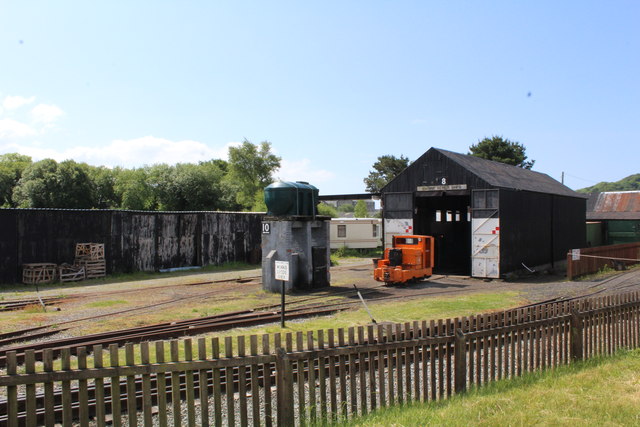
0;306;343;368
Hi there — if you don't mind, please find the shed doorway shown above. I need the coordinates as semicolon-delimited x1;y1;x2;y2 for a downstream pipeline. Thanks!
414;195;471;275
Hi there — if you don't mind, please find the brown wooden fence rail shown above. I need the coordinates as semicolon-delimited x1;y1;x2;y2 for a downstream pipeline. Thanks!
566;242;640;279
1;292;639;426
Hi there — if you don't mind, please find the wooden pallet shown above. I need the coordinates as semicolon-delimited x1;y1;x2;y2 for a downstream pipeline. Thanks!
58;264;85;283
22;263;57;285
75;259;106;279
75;243;105;261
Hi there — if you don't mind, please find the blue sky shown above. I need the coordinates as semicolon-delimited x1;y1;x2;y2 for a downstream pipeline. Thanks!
1;1;638;195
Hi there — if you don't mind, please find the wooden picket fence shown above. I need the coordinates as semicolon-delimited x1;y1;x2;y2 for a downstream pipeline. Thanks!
1;291;639;426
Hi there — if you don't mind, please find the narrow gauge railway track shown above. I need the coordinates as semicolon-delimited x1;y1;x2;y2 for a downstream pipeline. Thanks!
0;262;367;311
0;296;74;312
0;293;246;348
519;269;640;308
0;279;263;347
0;306;343;368
61;275;262;300
0;265;374;347
0;276;260;312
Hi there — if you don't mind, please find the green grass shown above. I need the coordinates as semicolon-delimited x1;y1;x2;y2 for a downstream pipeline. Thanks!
331;247;382;265
85;299;128;308
341;349;640;427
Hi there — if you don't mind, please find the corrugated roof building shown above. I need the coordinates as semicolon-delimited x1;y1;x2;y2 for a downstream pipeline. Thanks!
587;191;640;220
381;147;587;278
586;191;640;245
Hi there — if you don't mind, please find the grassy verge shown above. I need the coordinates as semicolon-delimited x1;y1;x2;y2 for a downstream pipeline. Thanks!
341;349;640;426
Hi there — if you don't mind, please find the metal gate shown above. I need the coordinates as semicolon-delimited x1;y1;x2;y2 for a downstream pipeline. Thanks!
471;189;500;278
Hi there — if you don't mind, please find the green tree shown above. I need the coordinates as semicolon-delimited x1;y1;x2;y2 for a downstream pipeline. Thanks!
317;202;338;218
146;164;176;210
354;200;368;218
113;167;155;210
87;166;118;209
337;203;355;213
0;153;32;207
198;160;239;211
227;139;281;209
13;159;96;208
172;162;233;211
364;154;410;193
578;173;640;193
250;189;267;212
468;136;535;169
145;161;240;211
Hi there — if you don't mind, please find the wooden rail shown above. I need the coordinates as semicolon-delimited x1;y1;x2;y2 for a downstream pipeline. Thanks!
1;291;639;426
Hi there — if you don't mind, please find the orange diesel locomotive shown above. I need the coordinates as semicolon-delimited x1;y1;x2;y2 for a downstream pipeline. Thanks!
374;235;434;285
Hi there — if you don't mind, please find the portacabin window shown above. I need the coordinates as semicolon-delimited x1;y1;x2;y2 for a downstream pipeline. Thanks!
372;224;378;237
337;224;346;238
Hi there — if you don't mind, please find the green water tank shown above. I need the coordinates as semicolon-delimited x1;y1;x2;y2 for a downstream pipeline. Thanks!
264;181;319;216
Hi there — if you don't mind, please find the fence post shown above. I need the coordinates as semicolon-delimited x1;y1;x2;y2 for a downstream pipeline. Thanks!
570;310;583;362
276;347;294;427
454;329;467;394
566;252;573;280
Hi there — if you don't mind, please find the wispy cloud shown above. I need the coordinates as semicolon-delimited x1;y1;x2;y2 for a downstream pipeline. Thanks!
0;118;37;139
31;104;64;124
276;158;335;183
0;136;239;167
3;95;35;110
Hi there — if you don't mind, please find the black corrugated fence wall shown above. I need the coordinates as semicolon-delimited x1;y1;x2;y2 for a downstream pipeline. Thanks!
0;209;264;284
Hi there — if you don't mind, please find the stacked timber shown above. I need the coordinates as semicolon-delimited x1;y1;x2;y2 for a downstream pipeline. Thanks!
22;263;57;284
58;263;85;283
74;243;106;279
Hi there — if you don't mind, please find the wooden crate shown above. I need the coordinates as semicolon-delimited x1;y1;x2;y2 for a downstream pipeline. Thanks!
76;259;106;279
22;263;57;285
58;264;85;283
75;243;105;261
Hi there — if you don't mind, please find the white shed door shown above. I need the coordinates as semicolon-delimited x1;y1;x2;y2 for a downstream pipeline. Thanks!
471;216;500;278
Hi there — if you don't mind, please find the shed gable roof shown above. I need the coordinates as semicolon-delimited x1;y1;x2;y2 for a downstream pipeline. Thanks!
383;147;584;198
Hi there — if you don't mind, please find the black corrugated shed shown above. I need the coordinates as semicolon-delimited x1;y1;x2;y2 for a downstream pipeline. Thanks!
381;148;586;278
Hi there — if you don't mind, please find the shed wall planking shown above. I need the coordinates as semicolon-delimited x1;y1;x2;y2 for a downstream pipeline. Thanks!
499;190;553;272
499;190;586;273
0;210;18;283
552;195;587;260
0;209;263;284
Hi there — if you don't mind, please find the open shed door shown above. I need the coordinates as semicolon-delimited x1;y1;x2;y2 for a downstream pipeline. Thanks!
471;189;500;278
